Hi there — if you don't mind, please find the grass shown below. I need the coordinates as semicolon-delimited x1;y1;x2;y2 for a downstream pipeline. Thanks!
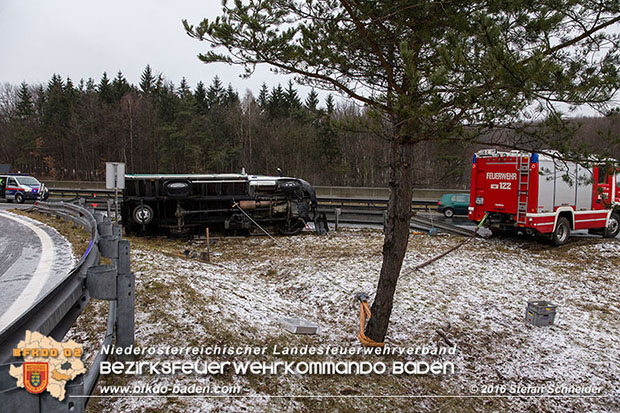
11;208;91;258
14;211;618;412
89;231;512;413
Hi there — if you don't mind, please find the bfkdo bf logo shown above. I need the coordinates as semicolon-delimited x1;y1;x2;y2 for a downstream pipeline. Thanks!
23;362;49;394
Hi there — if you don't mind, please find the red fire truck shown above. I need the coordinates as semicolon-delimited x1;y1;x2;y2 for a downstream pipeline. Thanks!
469;149;620;245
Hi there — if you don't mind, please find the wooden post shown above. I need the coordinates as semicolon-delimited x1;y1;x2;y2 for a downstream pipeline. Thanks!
206;227;211;262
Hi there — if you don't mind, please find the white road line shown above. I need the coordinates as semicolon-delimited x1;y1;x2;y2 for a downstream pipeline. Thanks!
0;212;55;330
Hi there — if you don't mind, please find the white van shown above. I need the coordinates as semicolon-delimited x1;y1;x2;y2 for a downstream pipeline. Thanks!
0;174;49;203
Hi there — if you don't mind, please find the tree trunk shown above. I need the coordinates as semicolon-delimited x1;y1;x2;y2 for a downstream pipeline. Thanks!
365;129;414;342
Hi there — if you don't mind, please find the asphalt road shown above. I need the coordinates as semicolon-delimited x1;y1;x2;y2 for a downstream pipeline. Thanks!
0;209;74;334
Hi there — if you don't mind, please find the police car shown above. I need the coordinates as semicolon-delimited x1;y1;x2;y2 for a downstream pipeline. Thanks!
0;173;49;203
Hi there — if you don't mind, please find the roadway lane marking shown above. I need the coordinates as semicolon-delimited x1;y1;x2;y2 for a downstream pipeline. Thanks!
0;212;55;330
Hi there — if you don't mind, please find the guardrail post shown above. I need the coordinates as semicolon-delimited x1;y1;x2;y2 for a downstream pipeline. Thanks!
86;265;117;300
335;208;341;231
97;215;113;237
112;224;122;238
91;233;134;359
115;240;134;360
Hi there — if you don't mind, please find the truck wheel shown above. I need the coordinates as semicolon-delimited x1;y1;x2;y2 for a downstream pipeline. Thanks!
15;192;25;204
552;217;570;246
443;208;455;218
169;228;191;239
132;204;154;225
489;228;503;238
604;212;620;238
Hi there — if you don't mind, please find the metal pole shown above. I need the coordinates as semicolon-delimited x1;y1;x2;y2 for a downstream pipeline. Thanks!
335;208;341;231
114;188;119;223
115;240;134;360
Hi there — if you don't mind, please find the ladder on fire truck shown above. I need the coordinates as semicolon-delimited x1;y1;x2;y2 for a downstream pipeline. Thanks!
516;154;530;225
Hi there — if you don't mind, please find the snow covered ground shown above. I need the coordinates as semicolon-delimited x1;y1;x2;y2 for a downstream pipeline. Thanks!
84;228;620;412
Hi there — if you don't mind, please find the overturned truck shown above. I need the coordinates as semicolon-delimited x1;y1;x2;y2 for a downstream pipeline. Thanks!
121;173;324;237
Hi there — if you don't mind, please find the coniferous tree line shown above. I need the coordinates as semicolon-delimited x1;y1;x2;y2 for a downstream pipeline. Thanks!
0;65;618;188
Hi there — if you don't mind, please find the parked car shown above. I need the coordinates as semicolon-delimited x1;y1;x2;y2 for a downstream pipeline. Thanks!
437;193;469;218
0;173;49;203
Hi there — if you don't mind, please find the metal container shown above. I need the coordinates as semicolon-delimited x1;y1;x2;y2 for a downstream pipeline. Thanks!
279;317;318;334
525;300;557;326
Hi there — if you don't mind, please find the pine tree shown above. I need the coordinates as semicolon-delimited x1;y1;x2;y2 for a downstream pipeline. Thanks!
305;88;319;112
225;84;239;107
98;72;113;103
15;82;34;120
194;81;208;113
325;94;335;115
257;83;269;108
85;78;97;93
42;74;71;178
178;77;190;97
112;71;131;101
64;77;76;104
268;84;286;117
284;80;301;111
139;64;155;94
206;76;225;109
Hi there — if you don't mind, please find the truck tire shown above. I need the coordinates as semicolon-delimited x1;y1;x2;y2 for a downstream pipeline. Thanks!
15;192;25;204
604;212;620;238
169;228;191;239
552;217;570;246
443;207;455;218
132;204;154;225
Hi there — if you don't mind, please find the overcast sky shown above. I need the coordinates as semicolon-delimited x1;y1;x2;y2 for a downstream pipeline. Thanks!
0;1;614;116
0;0;303;98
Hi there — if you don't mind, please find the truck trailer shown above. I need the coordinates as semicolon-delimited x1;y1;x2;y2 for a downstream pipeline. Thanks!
469;149;620;245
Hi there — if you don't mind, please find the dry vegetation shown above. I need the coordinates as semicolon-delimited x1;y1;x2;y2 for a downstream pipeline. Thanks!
18;210;620;413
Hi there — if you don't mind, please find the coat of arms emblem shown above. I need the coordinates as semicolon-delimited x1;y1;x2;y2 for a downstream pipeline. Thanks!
23;362;49;394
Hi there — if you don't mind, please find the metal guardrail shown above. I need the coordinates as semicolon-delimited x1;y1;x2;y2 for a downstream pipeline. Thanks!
317;196;437;210
0;201;134;412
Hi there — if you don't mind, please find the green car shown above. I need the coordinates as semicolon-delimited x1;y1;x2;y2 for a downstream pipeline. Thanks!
437;193;470;218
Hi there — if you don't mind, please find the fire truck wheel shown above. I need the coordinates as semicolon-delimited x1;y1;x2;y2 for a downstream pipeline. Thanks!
604;212;620;238
443;208;455;218
132;204;154;225
552;217;570;246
